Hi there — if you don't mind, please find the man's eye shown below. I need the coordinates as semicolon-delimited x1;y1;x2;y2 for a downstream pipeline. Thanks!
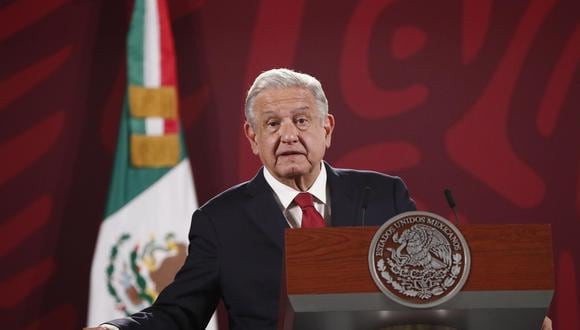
296;117;309;127
266;121;280;128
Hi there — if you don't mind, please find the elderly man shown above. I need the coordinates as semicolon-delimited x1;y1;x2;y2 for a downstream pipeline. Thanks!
90;69;551;329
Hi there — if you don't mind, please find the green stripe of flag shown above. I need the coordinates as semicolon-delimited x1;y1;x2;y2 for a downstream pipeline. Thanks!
127;0;145;86
129;118;146;134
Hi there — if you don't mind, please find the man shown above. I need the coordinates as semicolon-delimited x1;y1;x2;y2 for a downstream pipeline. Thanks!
88;69;551;329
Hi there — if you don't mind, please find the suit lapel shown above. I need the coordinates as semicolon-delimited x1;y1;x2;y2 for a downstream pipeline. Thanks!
244;169;289;251
243;164;359;250
326;163;359;227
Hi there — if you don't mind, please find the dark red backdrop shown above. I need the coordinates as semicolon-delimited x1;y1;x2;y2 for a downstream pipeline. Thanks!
0;0;578;329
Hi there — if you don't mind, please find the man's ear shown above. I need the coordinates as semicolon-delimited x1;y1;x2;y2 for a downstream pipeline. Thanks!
323;114;335;148
244;121;259;155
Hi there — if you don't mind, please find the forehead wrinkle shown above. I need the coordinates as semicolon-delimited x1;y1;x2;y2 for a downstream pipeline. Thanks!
256;88;314;106
259;97;311;110
256;106;312;118
292;106;310;113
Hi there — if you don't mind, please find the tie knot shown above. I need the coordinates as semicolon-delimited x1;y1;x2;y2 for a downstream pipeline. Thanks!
294;192;315;209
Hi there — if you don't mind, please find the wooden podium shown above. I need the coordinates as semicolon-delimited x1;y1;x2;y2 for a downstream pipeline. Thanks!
279;224;554;330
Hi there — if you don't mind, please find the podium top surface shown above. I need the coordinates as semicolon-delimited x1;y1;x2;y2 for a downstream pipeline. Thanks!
285;224;553;295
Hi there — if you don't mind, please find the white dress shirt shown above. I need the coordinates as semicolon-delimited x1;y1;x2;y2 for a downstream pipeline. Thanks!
263;162;330;228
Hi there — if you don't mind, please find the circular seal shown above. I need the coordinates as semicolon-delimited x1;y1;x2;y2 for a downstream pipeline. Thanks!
368;211;471;308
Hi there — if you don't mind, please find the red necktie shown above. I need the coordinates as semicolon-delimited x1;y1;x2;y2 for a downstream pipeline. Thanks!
294;192;325;228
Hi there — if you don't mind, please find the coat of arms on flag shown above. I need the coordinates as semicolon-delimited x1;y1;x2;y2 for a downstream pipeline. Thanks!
105;232;187;315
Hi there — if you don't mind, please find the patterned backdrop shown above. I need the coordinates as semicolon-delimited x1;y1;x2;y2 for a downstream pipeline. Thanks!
0;0;578;329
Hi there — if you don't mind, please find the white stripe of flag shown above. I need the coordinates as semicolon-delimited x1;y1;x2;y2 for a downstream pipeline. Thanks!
145;117;164;136
143;0;160;87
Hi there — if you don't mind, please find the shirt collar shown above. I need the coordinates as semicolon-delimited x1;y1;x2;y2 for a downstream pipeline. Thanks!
263;162;327;209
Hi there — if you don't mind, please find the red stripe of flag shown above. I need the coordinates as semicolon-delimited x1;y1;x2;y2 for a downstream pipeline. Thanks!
157;0;176;86
164;118;179;133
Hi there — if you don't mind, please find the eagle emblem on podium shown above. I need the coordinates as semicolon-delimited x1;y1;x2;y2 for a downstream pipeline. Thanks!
369;211;471;308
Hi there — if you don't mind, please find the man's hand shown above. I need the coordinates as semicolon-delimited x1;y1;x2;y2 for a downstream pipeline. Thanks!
541;316;552;330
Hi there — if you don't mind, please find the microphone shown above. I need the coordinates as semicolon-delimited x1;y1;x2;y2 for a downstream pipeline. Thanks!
360;186;371;226
444;188;460;225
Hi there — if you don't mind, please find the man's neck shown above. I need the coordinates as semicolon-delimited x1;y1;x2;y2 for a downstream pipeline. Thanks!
285;175;316;191
264;162;325;192
263;162;328;210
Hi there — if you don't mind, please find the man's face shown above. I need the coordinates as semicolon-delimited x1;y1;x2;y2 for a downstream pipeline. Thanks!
244;87;335;189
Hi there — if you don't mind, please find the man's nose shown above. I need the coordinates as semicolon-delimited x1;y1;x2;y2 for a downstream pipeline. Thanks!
279;121;299;143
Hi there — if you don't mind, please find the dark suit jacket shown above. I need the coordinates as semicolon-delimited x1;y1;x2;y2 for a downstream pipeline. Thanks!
107;163;416;330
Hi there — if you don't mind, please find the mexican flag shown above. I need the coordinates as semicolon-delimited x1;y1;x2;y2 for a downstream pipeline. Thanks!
88;0;217;328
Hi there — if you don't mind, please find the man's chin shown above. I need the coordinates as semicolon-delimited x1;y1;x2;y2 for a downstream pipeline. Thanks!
275;164;310;179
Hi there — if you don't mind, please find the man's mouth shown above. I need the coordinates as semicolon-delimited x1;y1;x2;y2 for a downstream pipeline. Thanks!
277;151;304;157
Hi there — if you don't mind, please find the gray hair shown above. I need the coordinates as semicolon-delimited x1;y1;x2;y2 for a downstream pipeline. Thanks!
245;68;329;127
